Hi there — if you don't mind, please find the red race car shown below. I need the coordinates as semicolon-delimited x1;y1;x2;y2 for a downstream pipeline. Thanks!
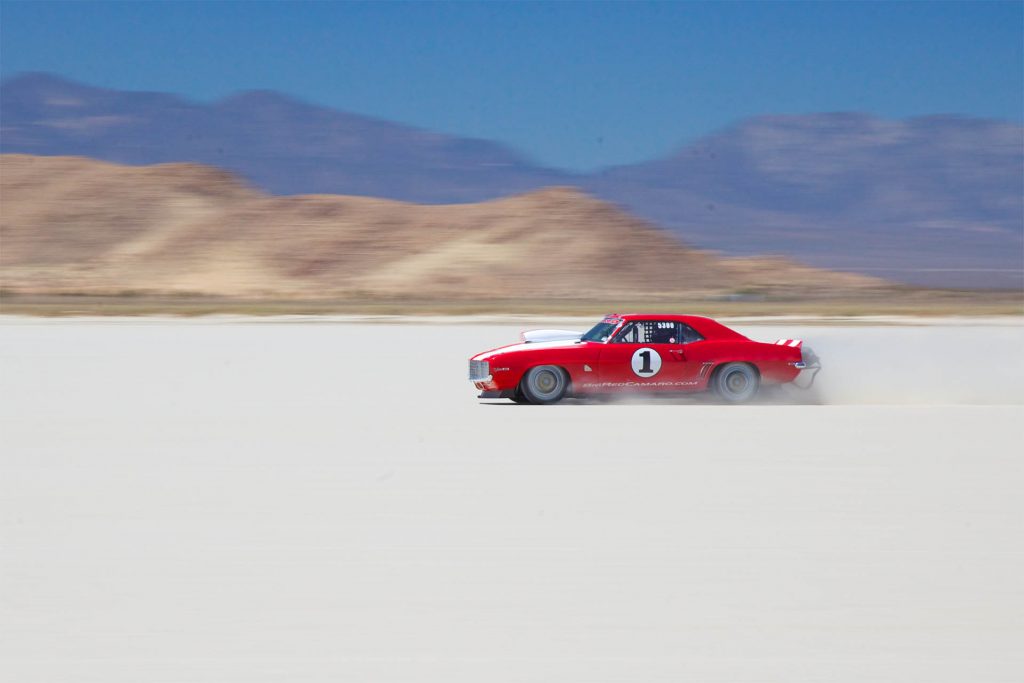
468;313;820;404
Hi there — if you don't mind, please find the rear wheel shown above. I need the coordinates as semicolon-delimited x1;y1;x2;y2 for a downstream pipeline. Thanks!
713;362;760;403
520;365;569;405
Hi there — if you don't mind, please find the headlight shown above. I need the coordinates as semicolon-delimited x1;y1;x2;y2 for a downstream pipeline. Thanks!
468;360;491;381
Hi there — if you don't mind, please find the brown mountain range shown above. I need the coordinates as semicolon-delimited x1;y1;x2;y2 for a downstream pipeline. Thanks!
1;154;886;301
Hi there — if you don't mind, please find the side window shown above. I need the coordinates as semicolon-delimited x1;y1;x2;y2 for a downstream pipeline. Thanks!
614;320;680;344
648;321;678;344
614;322;640;343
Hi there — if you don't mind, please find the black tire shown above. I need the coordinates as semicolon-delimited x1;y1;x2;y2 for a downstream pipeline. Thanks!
520;365;569;405
510;390;530;404
713;362;760;403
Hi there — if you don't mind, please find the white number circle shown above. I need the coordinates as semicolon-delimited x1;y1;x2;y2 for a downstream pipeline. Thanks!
631;347;662;377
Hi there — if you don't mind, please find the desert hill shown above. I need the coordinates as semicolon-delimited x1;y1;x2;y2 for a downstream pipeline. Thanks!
0;154;886;301
3;73;1021;288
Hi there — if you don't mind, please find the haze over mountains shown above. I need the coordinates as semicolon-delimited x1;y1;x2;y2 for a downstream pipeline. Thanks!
2;73;1022;288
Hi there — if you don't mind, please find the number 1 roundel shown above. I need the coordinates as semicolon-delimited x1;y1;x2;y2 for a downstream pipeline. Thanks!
631;347;662;377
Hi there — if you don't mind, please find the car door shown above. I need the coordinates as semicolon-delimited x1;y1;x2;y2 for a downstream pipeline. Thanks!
597;320;698;390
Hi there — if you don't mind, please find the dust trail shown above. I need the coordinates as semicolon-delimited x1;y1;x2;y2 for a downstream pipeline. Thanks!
560;322;1023;406
734;323;1024;405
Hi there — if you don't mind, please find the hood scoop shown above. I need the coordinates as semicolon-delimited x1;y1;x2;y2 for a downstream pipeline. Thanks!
521;329;583;343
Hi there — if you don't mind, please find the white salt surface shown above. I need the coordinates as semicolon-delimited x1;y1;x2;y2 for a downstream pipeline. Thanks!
1;318;1022;682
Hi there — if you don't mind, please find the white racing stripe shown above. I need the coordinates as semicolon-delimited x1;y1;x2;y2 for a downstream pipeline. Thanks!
471;338;581;361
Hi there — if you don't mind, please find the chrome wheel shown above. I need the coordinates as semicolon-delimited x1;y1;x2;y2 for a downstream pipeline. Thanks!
726;371;749;393
521;365;568;404
714;362;759;403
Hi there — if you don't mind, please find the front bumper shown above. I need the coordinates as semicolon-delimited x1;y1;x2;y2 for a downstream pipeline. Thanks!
469;359;518;394
478;390;515;399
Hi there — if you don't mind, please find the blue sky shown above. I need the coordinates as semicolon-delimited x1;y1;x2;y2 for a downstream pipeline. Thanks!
2;1;1021;170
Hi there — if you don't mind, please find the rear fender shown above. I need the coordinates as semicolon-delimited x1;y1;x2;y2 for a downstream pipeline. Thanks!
696;341;800;385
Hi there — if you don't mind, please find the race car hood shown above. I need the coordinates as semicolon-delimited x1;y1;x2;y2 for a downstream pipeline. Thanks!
471;339;585;361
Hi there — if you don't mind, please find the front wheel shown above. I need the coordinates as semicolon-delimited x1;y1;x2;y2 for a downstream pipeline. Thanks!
520;365;569;404
713;362;760;403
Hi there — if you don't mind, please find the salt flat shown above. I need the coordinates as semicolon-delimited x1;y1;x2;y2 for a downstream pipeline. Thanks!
1;318;1022;682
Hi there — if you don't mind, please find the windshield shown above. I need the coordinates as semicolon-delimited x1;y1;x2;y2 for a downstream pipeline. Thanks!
580;321;620;343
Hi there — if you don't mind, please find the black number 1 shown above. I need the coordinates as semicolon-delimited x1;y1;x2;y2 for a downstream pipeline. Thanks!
639;350;653;374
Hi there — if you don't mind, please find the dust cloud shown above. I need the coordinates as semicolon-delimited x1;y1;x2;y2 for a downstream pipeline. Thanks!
730;321;1024;405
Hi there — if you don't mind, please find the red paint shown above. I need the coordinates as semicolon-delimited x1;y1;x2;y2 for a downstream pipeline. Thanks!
469;314;814;400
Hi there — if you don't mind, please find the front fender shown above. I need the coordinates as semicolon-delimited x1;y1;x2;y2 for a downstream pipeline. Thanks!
474;343;601;394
